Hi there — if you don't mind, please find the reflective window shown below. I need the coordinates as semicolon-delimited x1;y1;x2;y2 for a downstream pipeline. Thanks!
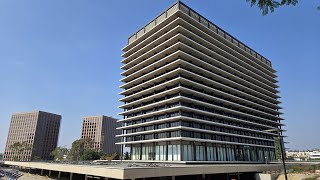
183;144;193;161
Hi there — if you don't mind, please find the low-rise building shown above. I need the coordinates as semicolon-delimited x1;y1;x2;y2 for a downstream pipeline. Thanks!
286;151;310;160
310;151;320;160
286;150;320;160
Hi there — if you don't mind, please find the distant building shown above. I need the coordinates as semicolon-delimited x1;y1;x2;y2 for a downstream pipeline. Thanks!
117;1;283;162
286;151;310;160
286;150;320;160
285;150;320;161
4;111;61;161
310;151;320;160
81;116;120;154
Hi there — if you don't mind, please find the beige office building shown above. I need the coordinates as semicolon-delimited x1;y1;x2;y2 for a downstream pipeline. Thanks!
4;111;61;161
117;1;284;162
81;116;120;154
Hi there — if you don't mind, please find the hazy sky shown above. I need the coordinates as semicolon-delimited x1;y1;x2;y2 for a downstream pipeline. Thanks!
0;0;319;152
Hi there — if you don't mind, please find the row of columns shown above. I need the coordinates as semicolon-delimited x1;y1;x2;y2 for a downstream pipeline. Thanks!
10;165;246;180
11;165;111;180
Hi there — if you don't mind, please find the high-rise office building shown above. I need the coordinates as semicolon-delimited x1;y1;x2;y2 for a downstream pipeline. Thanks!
117;1;283;162
4;111;61;161
81;116;120;154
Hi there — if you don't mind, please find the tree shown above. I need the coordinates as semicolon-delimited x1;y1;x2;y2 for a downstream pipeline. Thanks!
32;156;42;161
69;139;93;161
69;139;85;161
80;150;102;161
9;142;20;161
51;146;69;161
247;0;301;15
9;141;32;161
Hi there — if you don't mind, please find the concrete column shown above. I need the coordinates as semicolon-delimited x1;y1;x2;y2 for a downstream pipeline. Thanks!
48;170;51;177
58;171;61;178
104;178;109;180
40;169;43;175
70;173;73;180
172;176;175;180
202;174;206;179
255;173;272;180
85;174;88;180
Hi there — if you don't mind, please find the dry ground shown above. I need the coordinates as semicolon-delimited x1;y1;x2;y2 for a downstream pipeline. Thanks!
277;173;320;180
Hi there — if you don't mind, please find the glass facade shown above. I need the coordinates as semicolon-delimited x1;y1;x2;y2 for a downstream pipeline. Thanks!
129;141;275;162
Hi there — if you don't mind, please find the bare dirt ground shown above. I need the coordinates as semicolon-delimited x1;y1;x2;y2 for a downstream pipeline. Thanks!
277;173;320;180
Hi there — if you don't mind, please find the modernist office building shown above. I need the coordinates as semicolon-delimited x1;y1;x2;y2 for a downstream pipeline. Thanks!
117;1;283;162
4;111;61;161
81;116;120;154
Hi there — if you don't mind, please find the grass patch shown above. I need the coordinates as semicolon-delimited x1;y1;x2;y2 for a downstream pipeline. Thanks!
289;164;320;173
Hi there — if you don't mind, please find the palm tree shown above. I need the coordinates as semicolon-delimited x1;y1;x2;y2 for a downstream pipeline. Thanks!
247;0;298;15
9;141;32;161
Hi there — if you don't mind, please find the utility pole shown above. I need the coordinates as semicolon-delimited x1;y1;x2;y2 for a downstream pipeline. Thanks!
279;134;288;180
264;128;288;180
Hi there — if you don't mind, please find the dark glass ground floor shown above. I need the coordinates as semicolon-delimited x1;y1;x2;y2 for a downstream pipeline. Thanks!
129;141;275;162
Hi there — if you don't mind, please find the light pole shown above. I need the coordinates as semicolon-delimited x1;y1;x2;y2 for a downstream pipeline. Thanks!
264;128;288;180
265;156;268;164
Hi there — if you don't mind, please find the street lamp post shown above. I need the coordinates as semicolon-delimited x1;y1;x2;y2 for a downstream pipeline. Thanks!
264;128;288;180
265;156;268;165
